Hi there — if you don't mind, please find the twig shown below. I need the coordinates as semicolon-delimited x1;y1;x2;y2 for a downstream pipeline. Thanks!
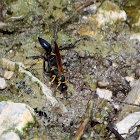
75;0;95;12
111;99;140;107
74;98;94;140
59;38;84;50
106;124;125;140
0;0;3;21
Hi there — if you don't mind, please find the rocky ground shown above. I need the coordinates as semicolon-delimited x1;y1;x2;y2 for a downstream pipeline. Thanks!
0;0;140;139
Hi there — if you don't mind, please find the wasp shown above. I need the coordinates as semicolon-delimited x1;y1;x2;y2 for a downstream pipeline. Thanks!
37;37;68;92
25;36;82;92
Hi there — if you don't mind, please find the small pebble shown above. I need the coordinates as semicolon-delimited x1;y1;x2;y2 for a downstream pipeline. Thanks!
70;121;73;126
98;81;109;88
0;77;7;89
78;50;85;58
96;88;112;101
103;59;112;67
4;71;14;79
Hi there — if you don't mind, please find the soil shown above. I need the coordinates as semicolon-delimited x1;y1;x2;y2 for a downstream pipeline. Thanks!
0;0;140;139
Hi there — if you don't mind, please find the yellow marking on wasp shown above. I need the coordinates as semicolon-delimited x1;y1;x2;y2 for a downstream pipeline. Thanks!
49;75;56;87
51;53;55;55
51;68;55;70
56;81;61;90
55;77;67;90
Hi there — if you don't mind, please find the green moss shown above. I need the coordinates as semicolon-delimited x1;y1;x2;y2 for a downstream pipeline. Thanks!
21;108;36;134
14;63;20;73
38;0;69;21
5;0;17;5
89;81;97;90
57;31;74;45
125;7;140;23
5;119;36;137
124;0;140;31
101;0;121;12
9;0;42;20
94;123;108;137
0;96;9;102
22;121;36;132
126;0;140;6
84;75;97;90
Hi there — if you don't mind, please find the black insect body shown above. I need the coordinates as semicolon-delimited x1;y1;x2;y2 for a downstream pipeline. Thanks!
38;37;52;55
38;37;68;92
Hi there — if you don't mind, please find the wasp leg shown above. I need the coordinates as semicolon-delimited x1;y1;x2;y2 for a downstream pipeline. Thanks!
20;60;43;72
56;81;61;90
26;55;43;60
59;38;84;50
43;55;53;73
49;75;56;87
50;53;55;56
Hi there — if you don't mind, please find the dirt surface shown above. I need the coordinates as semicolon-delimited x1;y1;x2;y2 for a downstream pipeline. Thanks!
0;0;140;139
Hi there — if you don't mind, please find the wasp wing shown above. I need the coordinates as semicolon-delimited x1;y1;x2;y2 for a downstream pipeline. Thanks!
54;42;64;77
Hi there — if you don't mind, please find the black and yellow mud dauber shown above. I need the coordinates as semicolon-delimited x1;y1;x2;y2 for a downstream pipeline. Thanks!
26;37;68;93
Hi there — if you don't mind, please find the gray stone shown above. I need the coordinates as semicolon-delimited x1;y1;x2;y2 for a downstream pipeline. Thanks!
0;101;35;138
91;0;127;27
130;33;140;42
118;79;140;121
96;88;112;101
116;112;140;138
78;0;127;37
0;131;20;140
